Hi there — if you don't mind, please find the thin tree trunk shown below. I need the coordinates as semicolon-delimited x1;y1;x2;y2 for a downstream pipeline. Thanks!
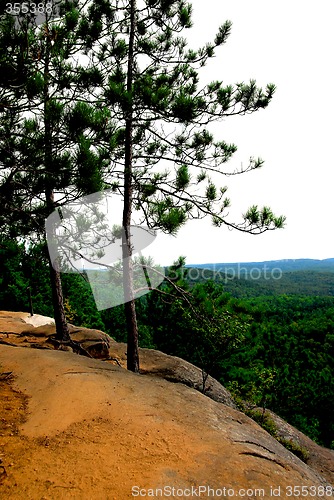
123;0;139;372
45;190;71;342
43;27;70;343
48;254;71;342
27;286;34;317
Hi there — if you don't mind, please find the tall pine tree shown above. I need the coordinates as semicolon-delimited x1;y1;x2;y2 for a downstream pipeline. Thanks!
0;2;106;340
78;0;285;372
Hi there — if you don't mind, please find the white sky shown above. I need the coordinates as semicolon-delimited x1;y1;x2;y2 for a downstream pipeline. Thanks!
146;0;334;266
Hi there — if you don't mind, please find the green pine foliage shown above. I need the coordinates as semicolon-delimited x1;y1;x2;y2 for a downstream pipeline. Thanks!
74;0;285;236
0;0;110;238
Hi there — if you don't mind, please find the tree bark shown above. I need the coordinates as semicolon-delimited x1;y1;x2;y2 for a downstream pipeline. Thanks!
45;190;71;342
48;254;71;342
27;286;34;317
123;0;139;372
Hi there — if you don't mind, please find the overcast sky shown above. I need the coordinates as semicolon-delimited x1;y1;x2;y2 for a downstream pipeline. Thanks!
145;0;334;265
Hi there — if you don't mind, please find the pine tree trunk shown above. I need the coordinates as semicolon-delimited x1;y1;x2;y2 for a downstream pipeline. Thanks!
123;254;139;372
123;0;139;372
48;255;71;342
42;28;70;343
45;190;71;342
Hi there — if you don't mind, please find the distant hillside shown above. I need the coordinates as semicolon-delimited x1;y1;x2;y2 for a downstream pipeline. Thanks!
187;258;334;274
183;259;334;297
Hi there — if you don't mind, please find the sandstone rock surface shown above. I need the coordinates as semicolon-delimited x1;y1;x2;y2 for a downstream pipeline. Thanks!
0;311;333;499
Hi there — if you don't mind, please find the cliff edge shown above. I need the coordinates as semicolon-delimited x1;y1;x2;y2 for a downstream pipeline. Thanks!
0;311;333;499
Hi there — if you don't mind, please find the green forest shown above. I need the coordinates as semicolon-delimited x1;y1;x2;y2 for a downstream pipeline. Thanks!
1;238;334;450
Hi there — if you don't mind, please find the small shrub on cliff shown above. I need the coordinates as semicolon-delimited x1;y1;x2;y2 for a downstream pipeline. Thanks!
277;438;310;463
246;409;278;438
247;409;310;463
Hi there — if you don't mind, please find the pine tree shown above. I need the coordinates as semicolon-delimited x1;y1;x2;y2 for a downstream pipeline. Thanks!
1;1;286;366
77;0;285;372
0;2;106;340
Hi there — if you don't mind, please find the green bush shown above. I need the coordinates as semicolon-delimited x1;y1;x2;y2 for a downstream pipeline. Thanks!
246;409;278;438
247;409;310;463
277;438;310;463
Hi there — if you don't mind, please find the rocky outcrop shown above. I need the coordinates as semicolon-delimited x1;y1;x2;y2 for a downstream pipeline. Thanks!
0;310;333;498
0;312;110;359
266;408;334;486
0;344;332;499
0;311;235;406
108;342;237;408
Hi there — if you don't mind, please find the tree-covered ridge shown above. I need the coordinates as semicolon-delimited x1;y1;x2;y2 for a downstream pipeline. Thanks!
223;294;334;447
1;241;334;448
185;267;334;297
189;258;334;273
